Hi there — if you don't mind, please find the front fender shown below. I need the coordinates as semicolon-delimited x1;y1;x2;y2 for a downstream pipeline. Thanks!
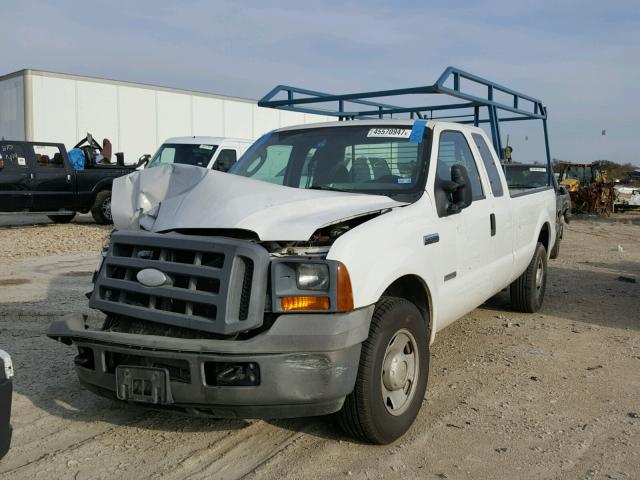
327;199;441;337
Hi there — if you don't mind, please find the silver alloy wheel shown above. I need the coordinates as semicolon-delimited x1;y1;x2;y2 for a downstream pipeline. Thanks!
103;197;112;221
535;257;544;290
381;328;419;416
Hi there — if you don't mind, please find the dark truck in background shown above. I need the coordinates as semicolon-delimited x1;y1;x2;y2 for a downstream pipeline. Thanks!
0;138;135;224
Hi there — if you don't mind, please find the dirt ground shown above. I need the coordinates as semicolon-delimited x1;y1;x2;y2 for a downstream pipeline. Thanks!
0;215;638;480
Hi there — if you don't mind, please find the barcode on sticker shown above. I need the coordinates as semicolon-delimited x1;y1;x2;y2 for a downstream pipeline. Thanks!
529;167;546;172
367;128;411;139
199;144;214;150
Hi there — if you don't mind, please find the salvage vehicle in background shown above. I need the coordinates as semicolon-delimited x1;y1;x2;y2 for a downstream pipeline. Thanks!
0;136;135;224
146;137;253;171
48;67;557;444
557;160;616;214
0;350;13;459
504;163;570;258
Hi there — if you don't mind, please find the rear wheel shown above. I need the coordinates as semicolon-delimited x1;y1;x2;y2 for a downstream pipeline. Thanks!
91;191;112;225
338;297;429;444
47;213;76;223
510;242;547;313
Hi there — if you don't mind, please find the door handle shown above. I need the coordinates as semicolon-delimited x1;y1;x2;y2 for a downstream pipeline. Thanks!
490;213;496;236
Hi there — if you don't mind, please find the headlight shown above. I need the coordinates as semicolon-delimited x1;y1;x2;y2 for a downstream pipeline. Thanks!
271;259;353;313
296;263;330;291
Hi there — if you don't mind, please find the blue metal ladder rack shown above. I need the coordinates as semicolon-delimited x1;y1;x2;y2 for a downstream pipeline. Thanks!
258;66;552;177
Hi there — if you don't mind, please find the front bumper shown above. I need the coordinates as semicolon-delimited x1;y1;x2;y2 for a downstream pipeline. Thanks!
47;306;374;418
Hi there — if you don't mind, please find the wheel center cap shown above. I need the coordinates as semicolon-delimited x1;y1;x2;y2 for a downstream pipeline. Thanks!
383;352;408;390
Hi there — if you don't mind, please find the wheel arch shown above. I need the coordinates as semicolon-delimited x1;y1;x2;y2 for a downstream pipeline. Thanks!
380;274;435;344
91;178;113;194
538;221;551;253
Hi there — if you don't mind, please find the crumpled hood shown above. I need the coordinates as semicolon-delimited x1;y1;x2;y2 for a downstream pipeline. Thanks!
112;164;407;241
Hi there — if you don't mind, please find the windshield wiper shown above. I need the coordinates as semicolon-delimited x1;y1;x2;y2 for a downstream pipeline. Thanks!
307;185;351;193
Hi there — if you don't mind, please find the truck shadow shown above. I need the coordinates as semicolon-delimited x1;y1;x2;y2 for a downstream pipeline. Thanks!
3;258;638;444
481;260;640;331
0;213;98;228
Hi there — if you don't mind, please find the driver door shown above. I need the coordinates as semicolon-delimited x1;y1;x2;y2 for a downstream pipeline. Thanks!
433;129;495;327
30;144;75;211
0;142;32;211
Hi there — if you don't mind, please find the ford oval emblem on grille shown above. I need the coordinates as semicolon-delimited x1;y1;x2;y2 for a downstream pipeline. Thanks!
136;268;168;287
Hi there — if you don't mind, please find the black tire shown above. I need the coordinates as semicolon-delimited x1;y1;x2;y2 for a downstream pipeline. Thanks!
47;213;76;223
338;297;429;444
550;218;563;259
510;242;547;313
91;191;113;225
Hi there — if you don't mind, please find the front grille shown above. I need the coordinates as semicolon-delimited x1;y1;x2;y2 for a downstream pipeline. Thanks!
90;231;269;335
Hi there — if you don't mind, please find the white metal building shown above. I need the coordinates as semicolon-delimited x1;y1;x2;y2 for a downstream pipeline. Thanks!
0;69;331;163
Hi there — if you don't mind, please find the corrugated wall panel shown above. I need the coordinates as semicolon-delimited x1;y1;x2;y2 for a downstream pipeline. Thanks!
31;75;76;144
118;86;157;162
157;91;192;141
76;80;119;149
0;76;25;140
253;105;280;139
223;100;253;139
279;110;307;128
192;96;224;137
19;71;333;163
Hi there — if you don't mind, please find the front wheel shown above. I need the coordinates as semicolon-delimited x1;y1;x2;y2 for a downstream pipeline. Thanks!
338;297;429;444
91;191;113;225
510;242;547;313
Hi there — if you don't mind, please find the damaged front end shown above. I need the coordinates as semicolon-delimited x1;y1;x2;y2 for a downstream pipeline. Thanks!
47;225;374;418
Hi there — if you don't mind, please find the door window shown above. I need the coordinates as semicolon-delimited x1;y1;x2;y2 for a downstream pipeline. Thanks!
472;133;504;197
436;131;484;201
0;143;29;169
213;149;237;171
33;145;65;169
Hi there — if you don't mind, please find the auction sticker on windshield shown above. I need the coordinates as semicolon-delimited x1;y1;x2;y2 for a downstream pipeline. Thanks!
367;128;412;138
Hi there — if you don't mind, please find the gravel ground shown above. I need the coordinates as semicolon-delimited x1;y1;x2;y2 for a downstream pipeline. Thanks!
0;215;110;258
0;217;638;480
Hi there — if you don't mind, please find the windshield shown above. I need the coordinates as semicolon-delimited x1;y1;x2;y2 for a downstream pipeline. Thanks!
505;165;549;188
230;125;428;198
147;143;218;168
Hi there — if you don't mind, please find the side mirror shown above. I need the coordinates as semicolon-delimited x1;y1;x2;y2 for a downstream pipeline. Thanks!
443;164;473;215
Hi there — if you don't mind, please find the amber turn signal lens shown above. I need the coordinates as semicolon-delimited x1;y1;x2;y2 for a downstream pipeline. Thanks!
281;296;330;311
336;262;354;312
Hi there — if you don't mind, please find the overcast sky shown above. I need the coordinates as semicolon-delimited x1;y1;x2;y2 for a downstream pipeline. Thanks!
1;0;638;165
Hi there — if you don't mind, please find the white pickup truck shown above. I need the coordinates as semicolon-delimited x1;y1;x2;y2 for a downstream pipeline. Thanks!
146;136;253;171
48;68;557;444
